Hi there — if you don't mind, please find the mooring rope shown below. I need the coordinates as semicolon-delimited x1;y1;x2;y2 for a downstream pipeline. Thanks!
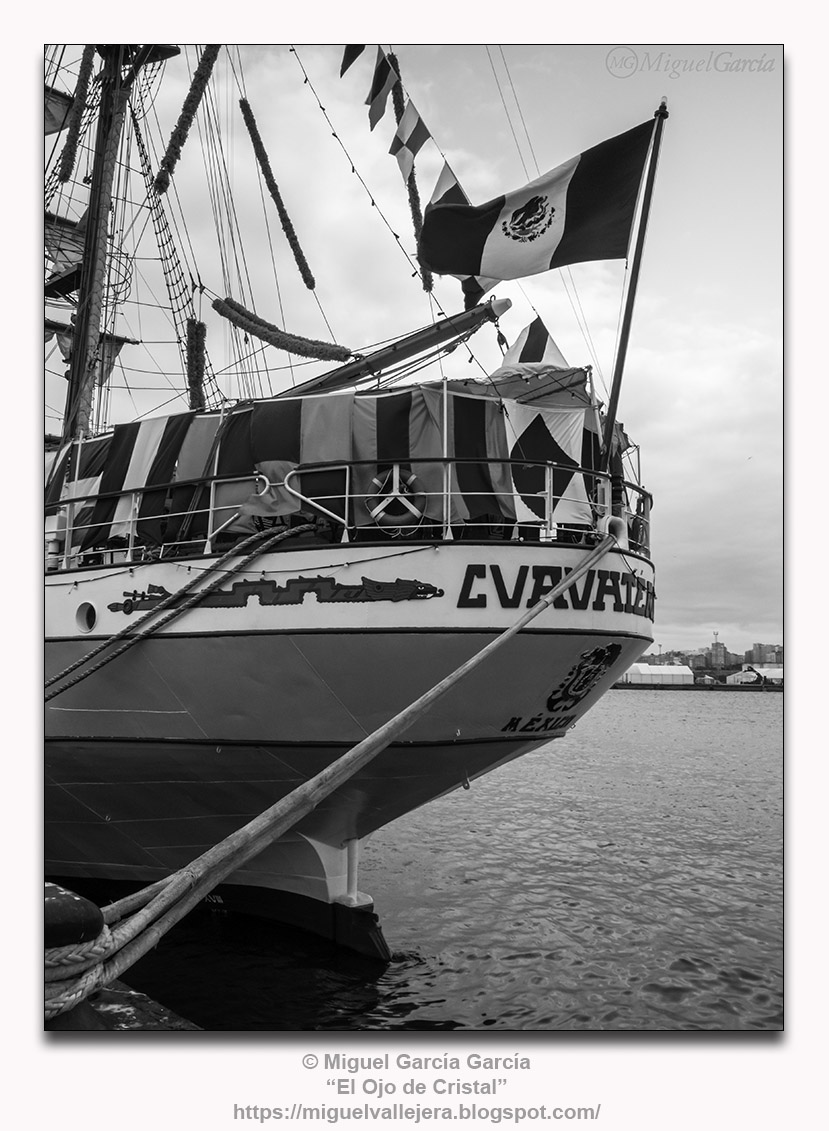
47;522;289;689
45;925;117;981
46;523;314;701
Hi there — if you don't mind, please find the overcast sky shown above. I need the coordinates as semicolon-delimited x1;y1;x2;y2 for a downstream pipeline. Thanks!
44;43;783;656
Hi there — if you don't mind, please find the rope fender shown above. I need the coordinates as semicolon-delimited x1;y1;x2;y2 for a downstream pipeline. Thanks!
212;296;351;362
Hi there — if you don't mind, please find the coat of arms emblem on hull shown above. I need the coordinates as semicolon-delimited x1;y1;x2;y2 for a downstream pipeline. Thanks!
546;644;623;713
501;195;555;243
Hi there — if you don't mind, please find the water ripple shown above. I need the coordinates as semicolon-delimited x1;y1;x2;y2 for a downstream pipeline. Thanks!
126;690;782;1030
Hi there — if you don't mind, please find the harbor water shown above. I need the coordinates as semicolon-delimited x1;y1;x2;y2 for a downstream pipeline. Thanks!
123;689;783;1031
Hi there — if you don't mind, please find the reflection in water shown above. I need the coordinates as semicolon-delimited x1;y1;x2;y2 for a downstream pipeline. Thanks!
125;691;783;1031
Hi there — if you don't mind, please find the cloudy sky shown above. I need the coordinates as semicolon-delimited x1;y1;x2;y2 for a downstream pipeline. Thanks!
45;44;782;656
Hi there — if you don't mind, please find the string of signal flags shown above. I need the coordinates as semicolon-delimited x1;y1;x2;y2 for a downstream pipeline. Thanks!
339;44;494;308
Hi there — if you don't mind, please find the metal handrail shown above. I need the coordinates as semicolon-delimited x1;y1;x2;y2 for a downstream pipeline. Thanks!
45;458;652;568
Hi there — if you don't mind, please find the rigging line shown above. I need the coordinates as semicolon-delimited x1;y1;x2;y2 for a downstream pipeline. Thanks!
105;292;190;399
206;337;319;378
147;91;203;292
310;287;338;345
224;44;247;102
325;46;492;348
564;268;607;388
290;46;425;287
228;46;339;356
44;45;73;169
205;48;314;400
495;49;607;387
486;46;529;180
133;87;223;407
130;59;165;122
498;46;541;176
205;54;275;402
356;334;487;389
106;383;205;391
482;51;568;410
288;45;504;380
200;59;251;297
552;271;607;393
45;44;66;87
490;49;606;384
216;51;259;325
229;50;278;397
184;51;238;292
235;62;290;392
193;65;253;399
128;390;192;419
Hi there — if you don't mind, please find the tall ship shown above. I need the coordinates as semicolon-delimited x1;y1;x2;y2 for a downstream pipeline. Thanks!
45;45;661;957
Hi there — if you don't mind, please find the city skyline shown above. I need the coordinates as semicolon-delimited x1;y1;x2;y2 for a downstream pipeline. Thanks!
646;633;783;657
643;639;782;662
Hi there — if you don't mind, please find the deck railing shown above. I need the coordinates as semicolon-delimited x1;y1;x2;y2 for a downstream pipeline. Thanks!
45;457;652;569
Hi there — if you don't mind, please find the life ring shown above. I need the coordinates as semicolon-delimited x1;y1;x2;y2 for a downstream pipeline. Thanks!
366;465;426;528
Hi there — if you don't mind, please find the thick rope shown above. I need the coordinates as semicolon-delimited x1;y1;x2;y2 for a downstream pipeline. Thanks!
57;45;95;184
45;925;116;980
212;296;351;361
186;318;207;410
239;97;316;290
155;45;222;195
47;523;290;690
46;523;314;701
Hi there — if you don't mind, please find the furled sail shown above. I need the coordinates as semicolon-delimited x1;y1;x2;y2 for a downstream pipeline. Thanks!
45;211;87;298
44;85;74;135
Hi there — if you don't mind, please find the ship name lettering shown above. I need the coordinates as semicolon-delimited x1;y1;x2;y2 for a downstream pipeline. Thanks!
458;565;654;618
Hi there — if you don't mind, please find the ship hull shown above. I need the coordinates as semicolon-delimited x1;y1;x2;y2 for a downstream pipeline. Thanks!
45;539;654;953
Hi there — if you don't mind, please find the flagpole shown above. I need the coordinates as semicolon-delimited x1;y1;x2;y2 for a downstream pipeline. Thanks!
600;98;669;471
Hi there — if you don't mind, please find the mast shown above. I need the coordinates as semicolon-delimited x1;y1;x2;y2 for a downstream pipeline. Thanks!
600;98;669;470
61;45;179;442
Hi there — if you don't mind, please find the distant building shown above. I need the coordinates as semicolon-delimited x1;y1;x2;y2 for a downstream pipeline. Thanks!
621;663;694;686
727;665;783;686
748;642;784;665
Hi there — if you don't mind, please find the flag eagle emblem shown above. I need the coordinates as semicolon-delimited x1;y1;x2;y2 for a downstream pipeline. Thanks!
502;195;555;243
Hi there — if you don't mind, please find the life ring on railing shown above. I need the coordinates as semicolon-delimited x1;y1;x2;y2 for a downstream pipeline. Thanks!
366;465;426;529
